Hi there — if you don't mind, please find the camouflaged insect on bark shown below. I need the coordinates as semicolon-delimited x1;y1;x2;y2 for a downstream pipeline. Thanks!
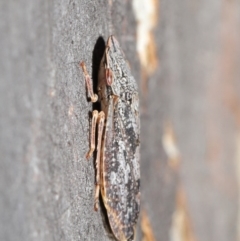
81;35;140;241
98;36;140;241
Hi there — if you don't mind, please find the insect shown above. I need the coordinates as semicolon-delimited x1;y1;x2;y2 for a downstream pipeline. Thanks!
80;35;140;241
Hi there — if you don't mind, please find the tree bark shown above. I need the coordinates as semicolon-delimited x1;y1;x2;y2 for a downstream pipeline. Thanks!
1;0;240;241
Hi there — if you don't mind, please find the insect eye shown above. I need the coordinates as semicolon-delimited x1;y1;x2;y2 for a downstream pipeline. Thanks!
106;68;113;86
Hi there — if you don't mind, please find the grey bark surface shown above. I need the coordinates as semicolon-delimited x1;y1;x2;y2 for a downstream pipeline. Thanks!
0;1;139;241
1;0;240;241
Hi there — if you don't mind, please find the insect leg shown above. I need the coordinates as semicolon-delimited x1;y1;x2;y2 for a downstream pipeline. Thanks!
80;62;98;103
86;110;98;159
94;111;105;211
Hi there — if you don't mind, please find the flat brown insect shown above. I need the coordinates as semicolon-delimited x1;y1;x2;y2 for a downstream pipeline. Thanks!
80;35;140;241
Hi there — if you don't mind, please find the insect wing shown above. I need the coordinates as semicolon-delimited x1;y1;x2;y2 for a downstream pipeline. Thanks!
102;93;140;241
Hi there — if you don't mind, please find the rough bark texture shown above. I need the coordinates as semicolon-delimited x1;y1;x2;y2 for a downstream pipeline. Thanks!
1;0;240;241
